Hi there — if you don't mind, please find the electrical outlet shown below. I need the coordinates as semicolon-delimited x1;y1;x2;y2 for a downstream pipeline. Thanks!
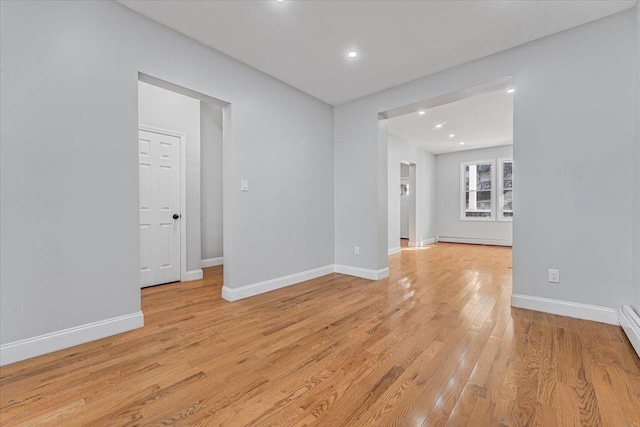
548;269;560;283
354;246;360;256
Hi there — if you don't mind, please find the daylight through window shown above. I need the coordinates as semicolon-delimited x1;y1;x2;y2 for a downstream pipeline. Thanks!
463;161;494;219
499;159;513;220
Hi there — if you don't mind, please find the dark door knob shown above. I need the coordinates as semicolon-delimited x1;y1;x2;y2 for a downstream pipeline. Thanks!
173;214;180;220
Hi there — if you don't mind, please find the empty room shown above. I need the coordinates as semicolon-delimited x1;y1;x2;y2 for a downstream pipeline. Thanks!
1;1;639;425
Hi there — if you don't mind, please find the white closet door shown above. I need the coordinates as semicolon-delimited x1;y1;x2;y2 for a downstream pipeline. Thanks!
400;178;410;239
139;128;181;287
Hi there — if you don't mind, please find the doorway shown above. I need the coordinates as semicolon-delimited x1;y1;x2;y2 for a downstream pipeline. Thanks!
399;162;417;248
382;76;514;282
137;74;228;289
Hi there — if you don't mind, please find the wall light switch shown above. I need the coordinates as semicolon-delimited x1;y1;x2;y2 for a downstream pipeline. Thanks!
241;180;249;192
548;269;560;283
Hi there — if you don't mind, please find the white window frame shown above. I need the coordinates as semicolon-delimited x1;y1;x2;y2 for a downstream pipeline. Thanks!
497;157;513;222
460;159;496;221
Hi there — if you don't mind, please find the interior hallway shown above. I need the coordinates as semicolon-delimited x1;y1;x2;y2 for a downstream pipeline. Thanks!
1;244;638;425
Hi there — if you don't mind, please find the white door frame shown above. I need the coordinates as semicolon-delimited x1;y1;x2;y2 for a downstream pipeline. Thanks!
138;125;189;283
400;161;418;246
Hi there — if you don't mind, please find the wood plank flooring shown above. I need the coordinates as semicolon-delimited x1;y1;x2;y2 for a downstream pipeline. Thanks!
1;243;639;426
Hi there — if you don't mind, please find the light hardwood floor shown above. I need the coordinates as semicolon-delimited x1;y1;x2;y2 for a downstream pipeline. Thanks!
1;243;639;426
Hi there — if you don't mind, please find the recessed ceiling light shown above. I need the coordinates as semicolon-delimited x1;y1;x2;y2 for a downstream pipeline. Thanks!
449;134;455;138
507;88;515;93
435;123;443;128
275;0;284;2
418;111;426;115
459;141;465;145
347;51;358;58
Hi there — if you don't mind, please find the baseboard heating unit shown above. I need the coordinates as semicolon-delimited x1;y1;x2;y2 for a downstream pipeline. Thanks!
620;305;640;358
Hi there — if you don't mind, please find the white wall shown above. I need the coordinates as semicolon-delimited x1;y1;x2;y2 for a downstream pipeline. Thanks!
200;102;224;262
0;1;334;355
388;134;436;252
633;4;640;314
138;81;202;273
435;145;513;245
335;9;636;309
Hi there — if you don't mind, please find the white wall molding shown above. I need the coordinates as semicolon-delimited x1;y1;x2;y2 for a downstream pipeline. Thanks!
511;294;618;325
388;247;401;256
184;269;203;281
0;312;144;367
201;257;224;268
222;265;335;302
619;305;640;358
436;236;512;247
335;265;389;281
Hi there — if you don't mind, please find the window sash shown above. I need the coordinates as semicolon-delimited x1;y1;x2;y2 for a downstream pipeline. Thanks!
498;159;513;221
461;160;495;221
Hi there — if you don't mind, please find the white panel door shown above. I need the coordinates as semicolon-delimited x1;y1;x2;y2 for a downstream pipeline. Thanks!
139;128;181;287
400;178;410;239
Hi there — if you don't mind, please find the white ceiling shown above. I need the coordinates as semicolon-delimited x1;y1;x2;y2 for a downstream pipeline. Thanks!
388;88;513;155
118;0;636;106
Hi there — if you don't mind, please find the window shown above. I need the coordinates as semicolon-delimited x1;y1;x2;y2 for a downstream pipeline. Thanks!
461;160;495;220
498;159;513;220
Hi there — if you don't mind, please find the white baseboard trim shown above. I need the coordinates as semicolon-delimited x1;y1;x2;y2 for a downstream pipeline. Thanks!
335;265;389;281
619;305;640;358
0;311;144;367
409;237;436;247
201;257;224;268
391;238;436;254
511;294;618;325
436;236;512;247
222;265;335;302
183;269;203;281
222;262;392;302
